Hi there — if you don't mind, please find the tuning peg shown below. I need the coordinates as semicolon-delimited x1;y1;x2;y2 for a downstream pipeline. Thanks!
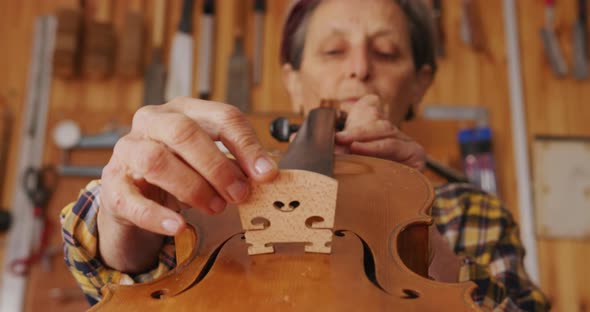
270;117;300;142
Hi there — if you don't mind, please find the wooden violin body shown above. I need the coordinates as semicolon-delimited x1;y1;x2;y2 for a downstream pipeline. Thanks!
91;107;478;311
91;155;478;311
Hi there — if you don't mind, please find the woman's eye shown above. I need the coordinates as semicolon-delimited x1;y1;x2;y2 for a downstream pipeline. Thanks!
323;49;344;56
373;49;397;60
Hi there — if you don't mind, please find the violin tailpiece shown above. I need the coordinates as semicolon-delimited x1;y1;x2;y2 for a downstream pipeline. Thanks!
238;170;338;255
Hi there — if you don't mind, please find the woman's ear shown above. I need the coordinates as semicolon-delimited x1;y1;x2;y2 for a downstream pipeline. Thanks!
282;63;304;114
409;65;434;116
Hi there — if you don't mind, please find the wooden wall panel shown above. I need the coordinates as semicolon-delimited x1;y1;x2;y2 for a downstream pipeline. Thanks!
518;1;590;311
421;0;518;220
0;0;588;311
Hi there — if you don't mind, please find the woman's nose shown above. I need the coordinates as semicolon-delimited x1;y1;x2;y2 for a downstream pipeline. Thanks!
347;47;370;81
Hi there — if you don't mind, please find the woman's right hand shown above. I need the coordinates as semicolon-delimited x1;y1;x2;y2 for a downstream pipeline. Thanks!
97;97;278;272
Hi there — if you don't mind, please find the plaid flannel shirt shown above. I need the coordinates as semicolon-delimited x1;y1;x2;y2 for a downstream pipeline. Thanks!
61;180;549;311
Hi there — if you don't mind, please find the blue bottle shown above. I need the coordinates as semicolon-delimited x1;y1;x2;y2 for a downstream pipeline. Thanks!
458;127;498;195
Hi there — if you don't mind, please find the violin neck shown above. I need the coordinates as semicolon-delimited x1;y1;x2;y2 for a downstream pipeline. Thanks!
278;107;337;177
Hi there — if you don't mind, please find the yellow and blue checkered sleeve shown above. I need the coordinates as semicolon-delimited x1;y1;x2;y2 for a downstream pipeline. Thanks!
434;183;550;312
60;180;176;306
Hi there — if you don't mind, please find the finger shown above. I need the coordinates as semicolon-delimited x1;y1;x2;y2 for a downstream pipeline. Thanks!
165;98;278;182
349;138;426;170
334;144;351;155
101;163;186;236
336;120;398;144
342;94;383;129
114;135;226;214
132;107;251;204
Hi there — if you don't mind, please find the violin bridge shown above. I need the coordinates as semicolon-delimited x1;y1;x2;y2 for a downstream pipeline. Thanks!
238;170;338;255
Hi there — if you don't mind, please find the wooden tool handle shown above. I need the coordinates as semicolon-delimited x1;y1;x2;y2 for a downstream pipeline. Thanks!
178;0;194;33
234;0;246;38
0;100;12;206
464;0;486;51
95;0;111;22
153;0;166;48
129;0;142;11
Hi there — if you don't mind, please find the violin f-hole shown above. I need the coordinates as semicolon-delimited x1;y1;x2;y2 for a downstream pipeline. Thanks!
150;289;169;300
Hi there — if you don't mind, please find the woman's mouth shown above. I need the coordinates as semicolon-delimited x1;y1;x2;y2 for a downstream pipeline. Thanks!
339;97;361;105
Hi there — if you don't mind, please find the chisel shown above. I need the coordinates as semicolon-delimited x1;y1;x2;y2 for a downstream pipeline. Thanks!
572;0;589;79
165;0;195;100
82;0;116;79
0;100;12;232
540;0;568;77
143;0;167;105
462;0;487;52
53;4;82;78
197;0;215;100
226;1;251;112
117;0;145;78
432;0;445;57
253;0;265;84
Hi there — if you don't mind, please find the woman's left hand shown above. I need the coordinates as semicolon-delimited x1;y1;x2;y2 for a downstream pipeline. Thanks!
335;95;426;171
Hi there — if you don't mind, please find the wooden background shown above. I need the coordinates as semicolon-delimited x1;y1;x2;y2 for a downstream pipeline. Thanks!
0;0;588;311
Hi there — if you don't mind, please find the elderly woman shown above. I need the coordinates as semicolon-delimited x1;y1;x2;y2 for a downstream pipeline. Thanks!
61;0;549;310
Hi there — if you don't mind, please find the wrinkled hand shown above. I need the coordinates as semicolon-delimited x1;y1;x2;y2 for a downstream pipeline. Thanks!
98;97;278;272
335;95;426;171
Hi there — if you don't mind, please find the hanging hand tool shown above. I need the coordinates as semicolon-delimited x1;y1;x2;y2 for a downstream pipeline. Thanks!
573;0;589;80
52;120;128;177
10;166;57;275
226;1;251;112
117;0;145;78
461;0;487;52
0;15;57;312
460;0;471;45
143;0;167;105
197;0;215;100
165;0;195;100
0;100;12;232
253;0;265;84
82;0;116;79
53;3;82;78
0;210;9;232
540;0;568;78
432;0;445;57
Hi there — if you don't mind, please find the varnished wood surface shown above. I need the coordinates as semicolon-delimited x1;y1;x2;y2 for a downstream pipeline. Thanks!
92;156;478;311
0;0;588;311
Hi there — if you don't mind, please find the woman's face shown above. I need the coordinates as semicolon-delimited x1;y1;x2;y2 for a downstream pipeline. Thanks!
283;0;432;125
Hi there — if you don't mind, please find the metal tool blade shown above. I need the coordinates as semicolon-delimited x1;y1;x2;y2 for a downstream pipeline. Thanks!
226;36;251;112
143;49;166;105
540;3;568;77
197;0;215;100
573;0;589;79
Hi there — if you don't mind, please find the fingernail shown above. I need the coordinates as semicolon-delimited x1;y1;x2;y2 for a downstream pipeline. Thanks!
254;156;276;175
336;130;348;136
209;196;226;214
227;180;249;202
161;219;180;234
